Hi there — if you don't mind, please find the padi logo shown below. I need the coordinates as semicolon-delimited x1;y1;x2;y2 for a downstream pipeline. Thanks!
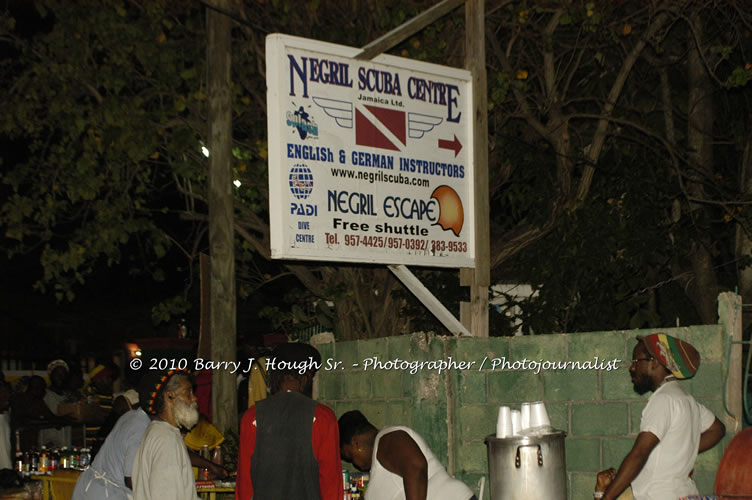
286;104;319;140
289;164;317;216
289;164;314;200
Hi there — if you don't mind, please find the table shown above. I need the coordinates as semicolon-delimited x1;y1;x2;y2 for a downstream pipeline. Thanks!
197;486;235;500
30;470;81;500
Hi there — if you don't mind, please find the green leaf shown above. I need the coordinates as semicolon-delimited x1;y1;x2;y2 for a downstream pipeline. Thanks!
180;67;197;80
154;242;166;258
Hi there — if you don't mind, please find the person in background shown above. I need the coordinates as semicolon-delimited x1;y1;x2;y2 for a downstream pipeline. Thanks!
65;364;86;400
236;343;341;500
112;389;140;417
596;334;726;500
44;360;74;408
236;344;269;419
338;410;476;500
11;375;70;452
10;376;61;424
132;369;200;500
72;380;153;499
85;363;115;455
86;364;115;410
94;388;140;447
39;359;75;448
0;371;12;470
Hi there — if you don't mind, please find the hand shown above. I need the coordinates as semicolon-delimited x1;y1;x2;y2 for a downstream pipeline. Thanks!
208;463;228;480
595;468;616;493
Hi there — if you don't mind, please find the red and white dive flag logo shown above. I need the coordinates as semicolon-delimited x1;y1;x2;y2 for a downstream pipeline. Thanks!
355;105;406;151
313;97;452;154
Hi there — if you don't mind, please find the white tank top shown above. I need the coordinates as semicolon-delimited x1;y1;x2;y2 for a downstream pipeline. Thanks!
366;426;474;500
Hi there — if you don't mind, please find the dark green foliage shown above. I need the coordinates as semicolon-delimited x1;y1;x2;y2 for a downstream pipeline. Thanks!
2;1;751;340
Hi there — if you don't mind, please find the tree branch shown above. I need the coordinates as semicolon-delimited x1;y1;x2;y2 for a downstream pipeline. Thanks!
574;5;674;205
486;26;550;140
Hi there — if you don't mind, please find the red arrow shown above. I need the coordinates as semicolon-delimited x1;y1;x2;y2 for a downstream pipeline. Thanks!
438;135;462;157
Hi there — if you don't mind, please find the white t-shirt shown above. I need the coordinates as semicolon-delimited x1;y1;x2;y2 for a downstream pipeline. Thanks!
366;426;474;500
132;420;199;500
72;408;150;500
0;413;11;470
39;389;72;448
631;380;715;500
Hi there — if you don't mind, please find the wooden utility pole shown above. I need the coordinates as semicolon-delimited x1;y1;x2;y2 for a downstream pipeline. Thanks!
460;0;490;337
207;0;237;434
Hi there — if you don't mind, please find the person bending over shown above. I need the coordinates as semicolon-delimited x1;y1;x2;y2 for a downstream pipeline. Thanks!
339;410;476;500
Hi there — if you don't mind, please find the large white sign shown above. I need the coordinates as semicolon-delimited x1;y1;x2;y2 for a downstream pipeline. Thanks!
266;34;474;268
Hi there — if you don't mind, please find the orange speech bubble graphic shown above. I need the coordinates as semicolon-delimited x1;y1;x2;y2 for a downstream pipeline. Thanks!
431;185;464;236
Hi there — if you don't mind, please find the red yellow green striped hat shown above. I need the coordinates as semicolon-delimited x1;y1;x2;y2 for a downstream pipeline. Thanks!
637;333;700;379
137;369;190;415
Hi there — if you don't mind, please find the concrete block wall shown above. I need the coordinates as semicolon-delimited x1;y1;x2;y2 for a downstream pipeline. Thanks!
316;310;734;499
449;325;729;499
316;332;452;460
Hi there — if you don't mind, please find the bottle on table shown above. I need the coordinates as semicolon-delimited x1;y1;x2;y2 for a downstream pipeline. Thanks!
49;447;59;471
22;450;30;476
70;446;79;469
60;446;69;469
80;447;91;469
211;447;222;466
39;449;49;474
31;448;39;473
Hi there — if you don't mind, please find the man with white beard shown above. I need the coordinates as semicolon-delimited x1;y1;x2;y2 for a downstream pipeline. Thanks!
133;369;200;500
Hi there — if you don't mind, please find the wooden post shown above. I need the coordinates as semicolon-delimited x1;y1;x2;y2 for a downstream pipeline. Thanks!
197;253;211;360
462;0;490;337
719;292;743;432
207;0;237;434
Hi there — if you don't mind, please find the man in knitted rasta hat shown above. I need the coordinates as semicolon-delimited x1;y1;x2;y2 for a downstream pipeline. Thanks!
595;334;726;500
236;342;341;500
132;369;200;500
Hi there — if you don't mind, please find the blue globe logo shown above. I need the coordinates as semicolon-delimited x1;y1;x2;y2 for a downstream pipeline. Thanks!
289;164;314;200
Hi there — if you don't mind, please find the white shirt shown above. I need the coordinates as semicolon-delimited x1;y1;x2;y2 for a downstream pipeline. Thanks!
39;389;72;448
631;380;715;500
366;426;474;500
0;412;11;470
72;408;150;500
132;420;199;500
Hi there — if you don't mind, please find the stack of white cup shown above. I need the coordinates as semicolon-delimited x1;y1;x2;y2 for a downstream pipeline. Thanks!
520;402;531;430
511;410;522;436
495;406;512;438
495;401;551;438
529;401;551;431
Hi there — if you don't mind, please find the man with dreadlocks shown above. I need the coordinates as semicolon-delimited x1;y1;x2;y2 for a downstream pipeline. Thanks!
236;342;341;500
132;369;200;500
